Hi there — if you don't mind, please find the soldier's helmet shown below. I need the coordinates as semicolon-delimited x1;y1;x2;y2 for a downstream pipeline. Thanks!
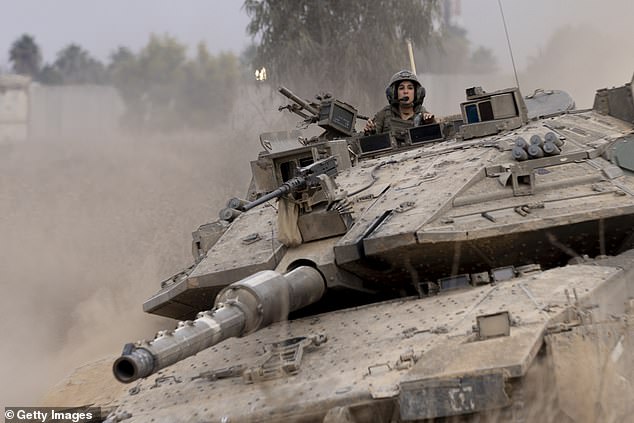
385;70;426;106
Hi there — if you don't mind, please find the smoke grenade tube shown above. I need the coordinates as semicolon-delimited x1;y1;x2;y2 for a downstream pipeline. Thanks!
512;146;528;161
113;266;325;383
528;144;545;159
543;141;561;156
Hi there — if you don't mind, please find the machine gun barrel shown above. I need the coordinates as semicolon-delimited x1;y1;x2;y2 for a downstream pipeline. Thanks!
237;156;338;214
113;266;325;383
241;176;306;212
278;86;319;116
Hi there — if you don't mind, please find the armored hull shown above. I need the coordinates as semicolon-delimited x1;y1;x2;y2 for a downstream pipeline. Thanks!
52;254;634;422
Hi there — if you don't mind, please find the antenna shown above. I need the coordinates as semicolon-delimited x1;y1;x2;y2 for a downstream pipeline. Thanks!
406;39;417;74
497;0;520;89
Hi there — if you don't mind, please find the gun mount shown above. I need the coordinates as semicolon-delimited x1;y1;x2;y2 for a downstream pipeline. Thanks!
219;155;339;220
278;85;365;139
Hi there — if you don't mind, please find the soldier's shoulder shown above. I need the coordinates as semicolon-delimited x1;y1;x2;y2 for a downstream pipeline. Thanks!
374;105;394;119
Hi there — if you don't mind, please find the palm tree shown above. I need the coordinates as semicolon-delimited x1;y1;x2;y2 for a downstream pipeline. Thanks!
9;34;42;77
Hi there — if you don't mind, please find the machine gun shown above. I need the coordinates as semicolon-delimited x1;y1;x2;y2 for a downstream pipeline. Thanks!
278;86;367;139
219;156;339;221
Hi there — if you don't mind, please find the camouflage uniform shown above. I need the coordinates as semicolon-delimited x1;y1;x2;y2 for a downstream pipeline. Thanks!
371;103;429;134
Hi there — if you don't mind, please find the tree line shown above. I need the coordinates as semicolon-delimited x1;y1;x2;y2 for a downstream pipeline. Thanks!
8;33;241;131
7;1;497;131
243;0;496;109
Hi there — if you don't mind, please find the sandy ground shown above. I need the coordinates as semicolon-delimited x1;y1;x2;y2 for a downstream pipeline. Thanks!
0;127;263;407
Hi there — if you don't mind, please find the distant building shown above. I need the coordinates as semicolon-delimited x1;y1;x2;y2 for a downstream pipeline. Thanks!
0;73;124;142
0;74;30;142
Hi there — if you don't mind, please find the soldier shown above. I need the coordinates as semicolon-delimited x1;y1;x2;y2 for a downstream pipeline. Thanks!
364;70;434;142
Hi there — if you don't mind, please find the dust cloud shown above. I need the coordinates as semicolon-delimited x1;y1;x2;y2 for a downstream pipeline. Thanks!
0;91;288;407
518;24;634;108
485;0;634;108
424;6;634;116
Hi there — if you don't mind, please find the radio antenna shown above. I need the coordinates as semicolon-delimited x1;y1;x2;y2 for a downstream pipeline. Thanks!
406;39;417;74
497;0;520;89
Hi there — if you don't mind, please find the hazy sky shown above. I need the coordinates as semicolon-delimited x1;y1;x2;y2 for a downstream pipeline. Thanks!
2;0;633;74
1;0;251;65
461;0;634;71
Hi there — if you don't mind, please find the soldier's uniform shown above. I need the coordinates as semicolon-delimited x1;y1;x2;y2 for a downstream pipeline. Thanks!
371;103;430;143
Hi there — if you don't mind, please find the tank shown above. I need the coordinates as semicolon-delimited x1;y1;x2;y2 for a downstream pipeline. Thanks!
49;74;634;422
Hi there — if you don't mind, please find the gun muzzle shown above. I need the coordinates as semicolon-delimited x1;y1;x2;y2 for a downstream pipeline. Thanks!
113;266;325;383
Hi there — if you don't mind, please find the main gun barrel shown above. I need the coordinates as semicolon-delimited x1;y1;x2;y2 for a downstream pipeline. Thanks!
113;266;325;383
